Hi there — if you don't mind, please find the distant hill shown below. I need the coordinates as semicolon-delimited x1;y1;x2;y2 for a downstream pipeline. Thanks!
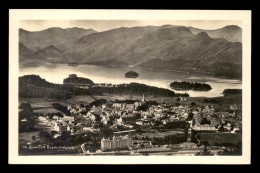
19;42;46;64
36;45;64;58
189;25;242;43
19;75;73;99
56;26;161;63
56;26;241;65
19;25;242;79
19;27;97;51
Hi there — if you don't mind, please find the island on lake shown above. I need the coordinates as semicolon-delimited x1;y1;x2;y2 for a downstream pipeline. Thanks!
223;89;242;96
63;74;94;87
125;71;139;78
170;81;212;91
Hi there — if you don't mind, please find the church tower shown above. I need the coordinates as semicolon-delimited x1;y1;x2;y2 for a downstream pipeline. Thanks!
141;93;145;102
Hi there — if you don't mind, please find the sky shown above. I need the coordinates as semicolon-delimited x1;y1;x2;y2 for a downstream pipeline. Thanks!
20;20;242;32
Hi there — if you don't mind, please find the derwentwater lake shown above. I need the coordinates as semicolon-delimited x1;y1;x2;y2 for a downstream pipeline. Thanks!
19;63;242;97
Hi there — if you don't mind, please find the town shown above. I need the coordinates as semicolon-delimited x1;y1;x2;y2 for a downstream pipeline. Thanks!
19;93;242;156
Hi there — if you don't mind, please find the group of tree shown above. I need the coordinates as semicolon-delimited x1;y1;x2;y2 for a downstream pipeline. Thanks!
52;103;71;116
223;89;242;96
195;145;214;156
153;134;187;145
88;99;107;108
186;112;194;121
204;98;220;103
63;75;94;86
114;99;138;104
19;75;74;99
34;130;74;147
156;121;189;130
19;103;36;133
200;63;242;79
75;82;189;97
212;63;242;79
45;112;63;119
170;81;212;91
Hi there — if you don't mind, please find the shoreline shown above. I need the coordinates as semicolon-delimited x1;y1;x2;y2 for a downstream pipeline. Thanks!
19;62;242;81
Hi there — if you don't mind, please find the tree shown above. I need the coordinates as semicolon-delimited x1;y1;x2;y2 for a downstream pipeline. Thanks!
175;103;180;107
32;136;36;142
100;127;113;138
19;103;32;110
39;131;52;142
191;102;196;106
201;145;213;156
218;125;225;132
136;104;149;111
186;112;194;121
60;131;71;141
50;131;58;138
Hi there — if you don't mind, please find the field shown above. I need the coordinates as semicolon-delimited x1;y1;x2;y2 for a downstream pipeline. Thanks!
19;94;242;112
19;96;96;108
135;130;184;139
19;130;41;145
19;97;70;107
196;133;242;146
19;117;53;145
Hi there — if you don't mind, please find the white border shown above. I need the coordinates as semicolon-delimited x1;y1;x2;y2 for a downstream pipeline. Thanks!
9;9;251;164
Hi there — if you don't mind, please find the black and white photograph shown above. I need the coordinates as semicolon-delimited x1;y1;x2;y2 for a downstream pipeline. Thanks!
9;9;251;164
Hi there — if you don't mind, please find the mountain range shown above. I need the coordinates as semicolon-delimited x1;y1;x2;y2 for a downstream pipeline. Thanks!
19;27;97;51
189;25;242;43
19;25;242;79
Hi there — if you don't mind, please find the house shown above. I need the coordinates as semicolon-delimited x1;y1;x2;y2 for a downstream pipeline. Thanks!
141;111;151;117
53;115;60;120
134;102;142;110
102;104;106;109
117;117;123;124
83;127;92;132
230;104;241;111
154;112;162;118
143;120;150;126
90;115;96;122
53;133;61;139
179;97;187;102
102;119;108;125
124;124;133;129
136;120;143;125
112;103;122;109
126;104;135;110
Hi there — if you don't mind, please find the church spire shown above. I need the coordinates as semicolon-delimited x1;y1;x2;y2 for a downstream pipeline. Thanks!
141;93;145;102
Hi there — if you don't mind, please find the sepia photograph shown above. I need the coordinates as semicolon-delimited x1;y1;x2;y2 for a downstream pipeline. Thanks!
9;9;251;164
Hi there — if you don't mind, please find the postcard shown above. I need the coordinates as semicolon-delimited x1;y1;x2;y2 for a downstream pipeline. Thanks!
9;9;251;164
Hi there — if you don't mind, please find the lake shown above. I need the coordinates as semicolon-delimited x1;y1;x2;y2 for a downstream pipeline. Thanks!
19;63;242;97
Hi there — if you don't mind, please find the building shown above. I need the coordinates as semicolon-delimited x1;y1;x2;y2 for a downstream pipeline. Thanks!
101;135;133;151
101;138;111;150
230;104;242;111
112;103;122;109
125;104;135;110
191;114;219;142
